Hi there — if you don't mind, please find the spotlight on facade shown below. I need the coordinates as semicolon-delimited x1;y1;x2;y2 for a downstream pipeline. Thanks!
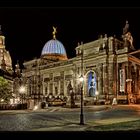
10;99;14;104
95;91;99;96
19;86;26;109
79;75;84;82
1;99;4;102
95;91;99;101
49;95;52;99
33;105;38;110
19;86;26;94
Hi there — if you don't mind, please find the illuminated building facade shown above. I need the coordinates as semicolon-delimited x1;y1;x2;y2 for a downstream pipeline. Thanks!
0;26;14;100
16;22;140;105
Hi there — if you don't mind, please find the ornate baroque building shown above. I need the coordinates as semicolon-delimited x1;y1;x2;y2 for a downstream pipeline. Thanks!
0;26;13;98
15;22;140;105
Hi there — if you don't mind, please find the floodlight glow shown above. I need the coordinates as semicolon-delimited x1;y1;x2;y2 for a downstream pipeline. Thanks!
1;99;4;102
79;75;84;82
33;105;38;110
19;86;26;94
95;91;99;95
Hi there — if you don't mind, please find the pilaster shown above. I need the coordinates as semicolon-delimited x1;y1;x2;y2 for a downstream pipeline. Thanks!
97;63;103;95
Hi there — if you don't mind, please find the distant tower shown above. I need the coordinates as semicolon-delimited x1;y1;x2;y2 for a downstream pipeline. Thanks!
0;26;5;69
0;25;5;48
1;49;6;70
15;61;21;77
0;25;13;71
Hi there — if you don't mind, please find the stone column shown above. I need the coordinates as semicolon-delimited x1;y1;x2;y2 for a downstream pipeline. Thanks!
75;66;80;95
58;80;60;95
44;82;47;96
108;37;114;54
49;73;53;95
49;82;53;95
108;62;114;99
116;62;119;96
60;71;64;95
85;69;89;97
137;66;140;96
42;78;45;96
64;80;66;96
124;63;127;93
138;68;140;95
97;64;103;95
112;54;118;97
41;76;43;97
103;63;109;99
72;67;76;94
134;65;138;95
126;62;132;104
60;80;64;94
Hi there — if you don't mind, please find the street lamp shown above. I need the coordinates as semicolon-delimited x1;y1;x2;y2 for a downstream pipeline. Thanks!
19;86;26;109
79;75;84;125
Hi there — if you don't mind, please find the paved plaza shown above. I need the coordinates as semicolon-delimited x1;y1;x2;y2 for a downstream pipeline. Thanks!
0;105;140;131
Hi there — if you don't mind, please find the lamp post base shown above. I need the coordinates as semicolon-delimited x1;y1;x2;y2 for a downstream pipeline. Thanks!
80;114;84;125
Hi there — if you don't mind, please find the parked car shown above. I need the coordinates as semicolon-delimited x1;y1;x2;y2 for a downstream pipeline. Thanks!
48;98;66;107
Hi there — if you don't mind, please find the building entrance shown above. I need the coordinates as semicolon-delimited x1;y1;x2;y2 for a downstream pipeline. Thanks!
88;71;97;97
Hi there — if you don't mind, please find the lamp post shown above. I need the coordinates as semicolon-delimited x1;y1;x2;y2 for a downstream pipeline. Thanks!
79;75;84;125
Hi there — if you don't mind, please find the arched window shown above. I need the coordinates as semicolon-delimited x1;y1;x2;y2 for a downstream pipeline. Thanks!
55;86;58;95
45;87;48;95
88;71;96;97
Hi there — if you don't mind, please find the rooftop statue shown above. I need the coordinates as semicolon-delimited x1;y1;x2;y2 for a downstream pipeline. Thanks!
122;21;135;50
52;26;57;39
123;20;129;35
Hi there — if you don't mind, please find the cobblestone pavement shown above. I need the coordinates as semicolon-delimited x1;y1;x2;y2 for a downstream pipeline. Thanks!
0;105;140;131
0;105;110;114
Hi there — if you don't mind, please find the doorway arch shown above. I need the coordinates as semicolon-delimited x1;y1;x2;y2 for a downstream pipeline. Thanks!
85;70;97;97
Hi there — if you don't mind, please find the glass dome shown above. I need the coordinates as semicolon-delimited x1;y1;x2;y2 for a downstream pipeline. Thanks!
41;39;67;60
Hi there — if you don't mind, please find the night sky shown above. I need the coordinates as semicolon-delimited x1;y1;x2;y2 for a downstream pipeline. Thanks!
0;7;140;68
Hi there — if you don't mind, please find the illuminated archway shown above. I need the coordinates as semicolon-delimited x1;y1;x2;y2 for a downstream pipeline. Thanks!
87;71;97;97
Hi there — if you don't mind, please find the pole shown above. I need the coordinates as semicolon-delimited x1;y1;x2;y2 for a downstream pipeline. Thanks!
22;94;23;109
80;83;84;125
80;43;84;125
